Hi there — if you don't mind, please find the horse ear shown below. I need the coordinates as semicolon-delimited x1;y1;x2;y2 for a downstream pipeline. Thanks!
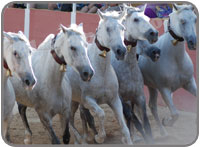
173;3;180;11
118;10;126;20
18;31;24;35
3;31;14;43
78;23;84;32
60;24;67;33
189;4;194;11
60;24;72;37
123;3;129;9
97;9;104;19
140;4;147;13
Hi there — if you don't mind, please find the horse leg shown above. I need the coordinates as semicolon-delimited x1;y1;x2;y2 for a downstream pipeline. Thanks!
160;88;178;127
183;77;197;96
79;104;90;143
83;107;98;135
131;108;148;142
35;109;60;144
69;101;81;143
108;96;132;144
82;96;106;144
18;103;32;144
121;100;144;142
59;106;71;144
148;87;168;136
135;95;153;143
3;118;11;142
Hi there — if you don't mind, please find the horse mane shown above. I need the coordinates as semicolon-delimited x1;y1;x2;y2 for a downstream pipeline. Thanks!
102;10;123;19
6;32;30;45
175;4;194;13
37;33;55;51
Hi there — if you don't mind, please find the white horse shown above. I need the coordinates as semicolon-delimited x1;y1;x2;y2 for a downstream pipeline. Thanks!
10;24;94;144
3;31;36;142
81;5;161;143
138;4;197;136
111;5;159;143
67;10;133;144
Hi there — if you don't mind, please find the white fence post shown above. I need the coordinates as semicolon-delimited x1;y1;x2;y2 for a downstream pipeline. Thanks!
24;3;30;39
71;3;76;24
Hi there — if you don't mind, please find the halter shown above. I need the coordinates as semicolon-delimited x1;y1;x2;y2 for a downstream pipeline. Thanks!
3;59;12;76
124;38;139;60
51;34;67;72
95;35;110;58
94;28;111;58
124;38;137;52
168;18;184;45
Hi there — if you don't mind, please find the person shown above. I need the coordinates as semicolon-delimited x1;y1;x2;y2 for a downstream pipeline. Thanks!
78;4;105;13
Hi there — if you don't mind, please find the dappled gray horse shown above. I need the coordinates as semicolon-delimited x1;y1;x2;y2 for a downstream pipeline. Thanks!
111;5;159;143
138;4;197;136
68;10;133;144
3;31;36;142
10;24;94;144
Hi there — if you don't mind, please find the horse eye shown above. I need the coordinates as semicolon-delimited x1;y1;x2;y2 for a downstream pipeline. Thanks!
13;51;19;58
134;18;139;22
71;46;76;51
181;19;185;25
106;27;111;32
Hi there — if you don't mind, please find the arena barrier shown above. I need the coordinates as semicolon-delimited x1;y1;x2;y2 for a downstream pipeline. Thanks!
3;8;197;112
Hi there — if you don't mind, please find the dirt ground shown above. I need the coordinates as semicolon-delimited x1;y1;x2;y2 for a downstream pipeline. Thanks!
7;104;197;145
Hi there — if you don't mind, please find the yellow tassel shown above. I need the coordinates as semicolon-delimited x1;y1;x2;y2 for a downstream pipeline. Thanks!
99;50;107;58
60;64;66;72
172;40;178;46
127;45;132;52
6;69;12;77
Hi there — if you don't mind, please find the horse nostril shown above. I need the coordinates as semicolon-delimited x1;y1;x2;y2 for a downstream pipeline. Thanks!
83;71;89;77
189;40;194;45
117;49;122;55
150;31;155;36
25;79;30;86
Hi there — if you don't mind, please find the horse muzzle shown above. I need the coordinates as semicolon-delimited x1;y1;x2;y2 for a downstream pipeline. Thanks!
114;46;126;60
22;73;37;90
186;36;196;50
147;46;161;62
79;66;94;82
145;29;158;44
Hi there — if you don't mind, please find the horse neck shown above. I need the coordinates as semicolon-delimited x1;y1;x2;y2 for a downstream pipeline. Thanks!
165;32;186;59
35;40;65;86
125;46;138;66
44;51;65;85
90;42;111;73
3;69;9;85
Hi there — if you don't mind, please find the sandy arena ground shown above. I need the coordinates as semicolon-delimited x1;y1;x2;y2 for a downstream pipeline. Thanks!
7;104;197;145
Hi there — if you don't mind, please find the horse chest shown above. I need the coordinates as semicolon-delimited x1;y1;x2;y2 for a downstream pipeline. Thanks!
83;71;118;101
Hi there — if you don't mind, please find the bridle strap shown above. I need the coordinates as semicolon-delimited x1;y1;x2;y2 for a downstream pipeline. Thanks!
168;18;184;42
95;36;110;52
50;34;67;66
3;59;10;70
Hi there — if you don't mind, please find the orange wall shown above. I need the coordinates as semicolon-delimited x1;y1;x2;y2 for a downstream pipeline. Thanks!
3;8;197;112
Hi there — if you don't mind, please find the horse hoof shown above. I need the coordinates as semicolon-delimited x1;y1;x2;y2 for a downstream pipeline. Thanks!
160;127;168;137
132;135;143;143
86;134;94;142
52;139;61;144
122;137;133;144
162;114;178;127
95;135;105;144
24;138;32;144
